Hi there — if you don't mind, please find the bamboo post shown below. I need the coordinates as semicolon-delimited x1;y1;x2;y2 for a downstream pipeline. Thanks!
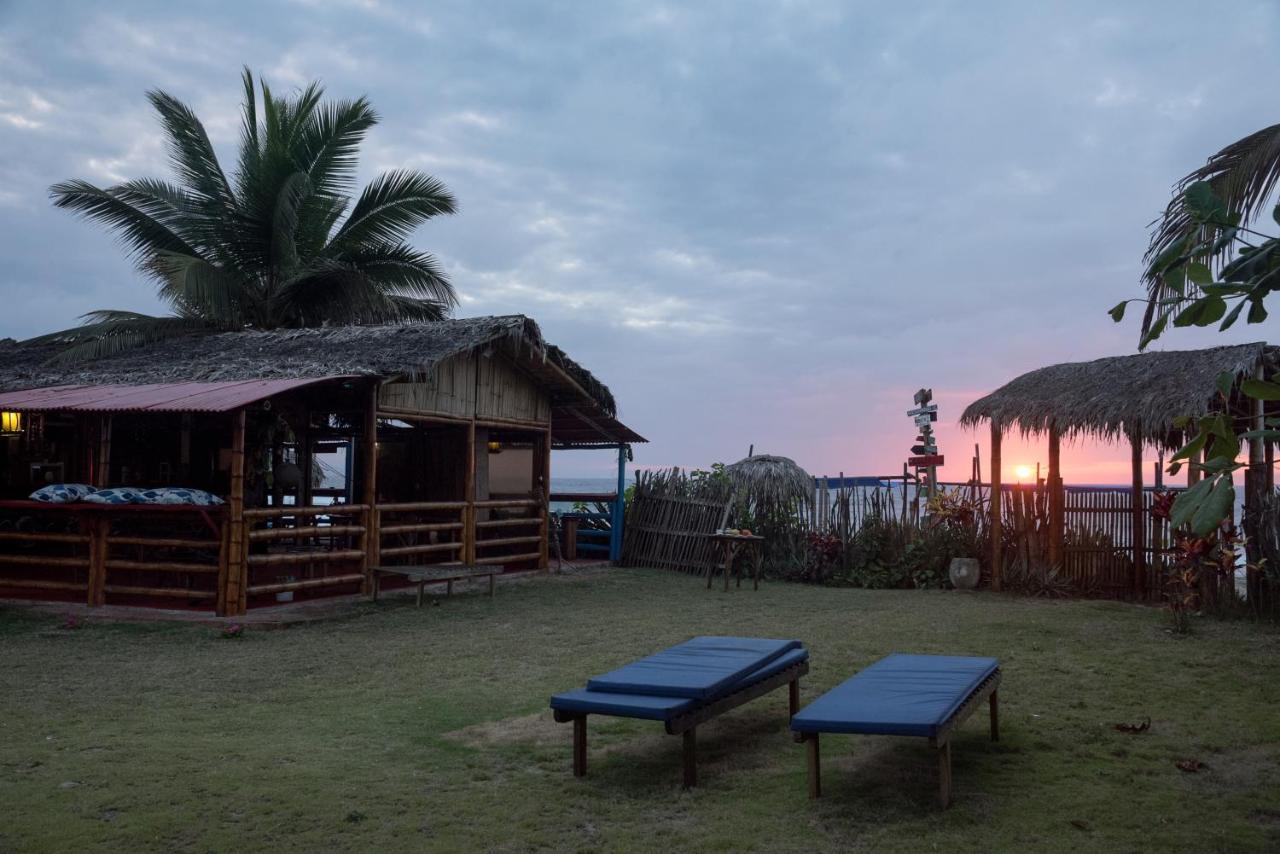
990;422;1003;591
85;515;108;607
610;443;626;562
94;415;113;488
362;382;380;593
1130;429;1145;599
1047;425;1063;571
539;427;552;571
221;408;247;617
465;419;476;565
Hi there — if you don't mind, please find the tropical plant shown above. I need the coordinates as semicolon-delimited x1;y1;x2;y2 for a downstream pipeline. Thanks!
37;68;457;361
1110;124;1280;539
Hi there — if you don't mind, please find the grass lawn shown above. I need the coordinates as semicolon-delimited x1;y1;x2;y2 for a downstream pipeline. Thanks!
2;568;1278;852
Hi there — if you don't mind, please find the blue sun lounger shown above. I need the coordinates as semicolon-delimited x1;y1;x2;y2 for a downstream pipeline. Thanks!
791;654;1001;807
551;636;810;786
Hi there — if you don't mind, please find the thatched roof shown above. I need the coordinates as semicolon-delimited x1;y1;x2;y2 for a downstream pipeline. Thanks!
960;342;1279;447
725;454;813;507
0;315;617;416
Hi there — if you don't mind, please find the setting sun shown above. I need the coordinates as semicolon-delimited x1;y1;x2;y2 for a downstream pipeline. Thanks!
1014;465;1033;480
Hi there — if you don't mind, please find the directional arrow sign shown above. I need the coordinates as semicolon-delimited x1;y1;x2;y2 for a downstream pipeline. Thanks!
908;454;945;467
910;444;937;456
913;413;937;426
906;405;938;417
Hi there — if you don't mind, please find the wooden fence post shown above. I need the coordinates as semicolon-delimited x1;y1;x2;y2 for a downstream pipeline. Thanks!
1047;425;1063;571
990;422;1003;591
1130;429;1145;599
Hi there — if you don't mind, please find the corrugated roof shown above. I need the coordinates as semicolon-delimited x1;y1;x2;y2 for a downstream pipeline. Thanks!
0;378;352;413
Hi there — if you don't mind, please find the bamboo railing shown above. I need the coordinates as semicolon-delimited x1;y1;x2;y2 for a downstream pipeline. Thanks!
241;504;368;599
473;498;544;567
0;502;224;606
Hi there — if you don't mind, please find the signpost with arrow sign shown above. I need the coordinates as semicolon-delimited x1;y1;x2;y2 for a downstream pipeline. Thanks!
907;388;943;500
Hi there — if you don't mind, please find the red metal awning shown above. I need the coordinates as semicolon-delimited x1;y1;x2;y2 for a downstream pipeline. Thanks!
0;378;354;413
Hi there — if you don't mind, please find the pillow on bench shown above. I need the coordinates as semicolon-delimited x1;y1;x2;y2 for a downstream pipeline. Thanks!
82;487;144;505
29;483;96;503
134;487;225;506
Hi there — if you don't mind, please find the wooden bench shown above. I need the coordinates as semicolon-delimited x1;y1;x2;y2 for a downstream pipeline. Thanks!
370;564;502;607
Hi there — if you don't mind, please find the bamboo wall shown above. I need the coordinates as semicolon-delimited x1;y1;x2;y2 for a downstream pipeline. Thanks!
379;356;476;418
378;353;551;426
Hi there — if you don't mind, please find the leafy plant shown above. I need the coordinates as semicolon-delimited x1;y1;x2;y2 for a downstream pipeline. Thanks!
35;68;457;362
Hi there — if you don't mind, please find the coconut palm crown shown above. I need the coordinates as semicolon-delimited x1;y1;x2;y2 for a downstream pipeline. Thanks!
39;68;458;361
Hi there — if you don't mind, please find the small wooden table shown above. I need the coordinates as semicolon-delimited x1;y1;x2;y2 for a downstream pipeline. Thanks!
370;564;502;607
706;534;766;591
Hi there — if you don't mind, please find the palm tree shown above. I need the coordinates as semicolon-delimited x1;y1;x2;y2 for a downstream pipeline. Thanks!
38;69;458;361
1141;123;1280;336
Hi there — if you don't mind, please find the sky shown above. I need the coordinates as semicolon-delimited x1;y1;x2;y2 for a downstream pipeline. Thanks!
2;0;1279;482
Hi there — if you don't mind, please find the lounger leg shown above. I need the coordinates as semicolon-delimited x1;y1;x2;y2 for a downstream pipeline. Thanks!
372;572;380;601
788;679;800;718
489;573;495;597
682;728;697;788
447;579;454;597
805;734;821;799
416;581;425;608
937;740;952;809
989;689;999;741
572;716;587;777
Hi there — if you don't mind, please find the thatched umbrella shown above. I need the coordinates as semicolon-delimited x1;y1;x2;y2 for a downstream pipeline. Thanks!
725;454;812;511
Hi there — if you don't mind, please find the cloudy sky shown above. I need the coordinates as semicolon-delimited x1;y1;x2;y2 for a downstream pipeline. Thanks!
2;1;1278;481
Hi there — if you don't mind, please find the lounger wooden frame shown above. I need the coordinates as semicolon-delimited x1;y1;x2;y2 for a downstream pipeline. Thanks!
553;658;810;788
794;668;1001;808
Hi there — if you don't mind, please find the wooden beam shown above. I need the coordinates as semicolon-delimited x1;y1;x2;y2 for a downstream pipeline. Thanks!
990;423;1002;591
1047;425;1063;571
572;716;587;777
94;415;112;488
539;427;551;571
221;408;247;617
1130;429;1145;599
804;734;821;799
465;419;476;565
682;728;697;788
362;382;380;594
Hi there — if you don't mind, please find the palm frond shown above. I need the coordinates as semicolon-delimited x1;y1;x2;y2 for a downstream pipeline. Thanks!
28;312;214;364
348;242;456;305
236;67;262;196
297;96;377;203
1142;122;1280;333
146;90;238;210
330;170;456;249
149;251;246;322
49;179;197;263
269;171;314;275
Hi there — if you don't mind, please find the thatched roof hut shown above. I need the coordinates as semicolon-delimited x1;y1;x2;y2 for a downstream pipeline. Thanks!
960;342;1280;448
0;314;615;411
0;315;640;446
725;454;812;508
961;341;1278;598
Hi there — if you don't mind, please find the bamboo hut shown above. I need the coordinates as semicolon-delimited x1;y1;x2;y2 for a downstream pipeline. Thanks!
961;342;1278;598
0;315;643;614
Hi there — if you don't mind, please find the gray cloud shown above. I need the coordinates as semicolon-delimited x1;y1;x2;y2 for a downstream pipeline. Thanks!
2;0;1278;478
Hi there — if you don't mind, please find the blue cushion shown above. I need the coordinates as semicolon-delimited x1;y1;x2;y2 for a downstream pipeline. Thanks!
28;483;95;503
552;648;810;721
133;487;225;506
585;636;803;700
82;487;144;505
791;654;999;738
